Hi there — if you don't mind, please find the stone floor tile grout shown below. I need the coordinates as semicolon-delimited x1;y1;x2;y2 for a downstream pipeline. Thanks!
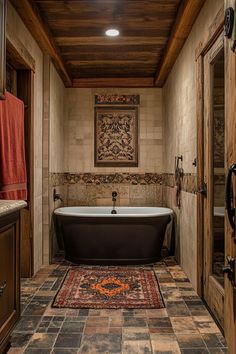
7;257;228;354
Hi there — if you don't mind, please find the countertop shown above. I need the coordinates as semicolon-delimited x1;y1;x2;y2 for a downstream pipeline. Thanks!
0;200;27;217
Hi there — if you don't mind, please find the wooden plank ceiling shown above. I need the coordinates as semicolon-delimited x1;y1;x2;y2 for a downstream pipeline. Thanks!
10;0;205;87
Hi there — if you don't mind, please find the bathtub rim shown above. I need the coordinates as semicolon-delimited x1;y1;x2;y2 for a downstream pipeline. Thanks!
54;206;173;218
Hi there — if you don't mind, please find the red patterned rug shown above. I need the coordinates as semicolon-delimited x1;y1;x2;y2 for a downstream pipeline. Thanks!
52;267;164;309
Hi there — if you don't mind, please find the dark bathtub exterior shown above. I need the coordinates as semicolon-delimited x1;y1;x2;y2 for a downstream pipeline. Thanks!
54;207;173;265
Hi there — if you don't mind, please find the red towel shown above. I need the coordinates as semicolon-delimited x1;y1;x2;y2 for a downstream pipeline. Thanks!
0;91;27;200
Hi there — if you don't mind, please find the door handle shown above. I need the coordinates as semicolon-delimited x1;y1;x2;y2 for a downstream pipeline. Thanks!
223;256;235;285
225;163;236;237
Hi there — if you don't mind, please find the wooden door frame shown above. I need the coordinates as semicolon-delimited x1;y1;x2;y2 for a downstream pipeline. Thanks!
195;6;224;296
224;1;236;352
202;35;225;329
6;35;35;276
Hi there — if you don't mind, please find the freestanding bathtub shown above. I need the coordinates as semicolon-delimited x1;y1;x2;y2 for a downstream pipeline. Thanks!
54;206;173;265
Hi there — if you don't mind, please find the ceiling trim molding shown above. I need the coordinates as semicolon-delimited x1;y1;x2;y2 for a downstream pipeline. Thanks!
73;78;154;88
154;0;206;87
9;0;72;87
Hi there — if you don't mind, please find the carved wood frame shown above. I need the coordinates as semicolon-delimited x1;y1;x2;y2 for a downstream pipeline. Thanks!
94;106;138;167
195;6;224;296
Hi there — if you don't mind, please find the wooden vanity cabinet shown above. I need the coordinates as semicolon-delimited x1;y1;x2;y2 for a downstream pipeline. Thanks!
0;211;20;354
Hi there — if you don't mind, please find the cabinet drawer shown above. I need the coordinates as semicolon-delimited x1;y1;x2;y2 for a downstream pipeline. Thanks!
0;224;15;328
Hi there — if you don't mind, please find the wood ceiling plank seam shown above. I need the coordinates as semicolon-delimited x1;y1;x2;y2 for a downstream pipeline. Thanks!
67;60;158;66
54;37;168;46
59;45;164;53
47;19;175;28
72;77;154;88
62;52;161;61
34;0;180;17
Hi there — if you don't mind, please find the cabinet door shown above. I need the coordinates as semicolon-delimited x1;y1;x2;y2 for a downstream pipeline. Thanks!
0;212;20;352
0;225;15;328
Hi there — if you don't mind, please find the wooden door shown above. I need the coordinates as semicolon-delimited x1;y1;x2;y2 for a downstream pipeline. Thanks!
203;34;225;329
224;0;236;352
6;57;34;278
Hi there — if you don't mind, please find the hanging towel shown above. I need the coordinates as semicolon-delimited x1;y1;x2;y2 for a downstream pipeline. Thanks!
0;91;27;200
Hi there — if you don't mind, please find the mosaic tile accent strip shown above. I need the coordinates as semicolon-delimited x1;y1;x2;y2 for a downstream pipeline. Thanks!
50;173;197;193
63;173;163;185
95;107;138;166
50;173;64;187
213;109;224;168
95;94;140;105
164;173;175;189
182;173;198;194
164;173;197;194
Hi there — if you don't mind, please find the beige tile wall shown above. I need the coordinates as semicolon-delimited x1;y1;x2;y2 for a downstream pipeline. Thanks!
64;88;163;174
163;0;223;290
163;187;197;288
63;88;163;208
43;61;66;264
42;55;50;265
49;63;65;174
48;63;66;260
66;183;163;207
7;2;44;274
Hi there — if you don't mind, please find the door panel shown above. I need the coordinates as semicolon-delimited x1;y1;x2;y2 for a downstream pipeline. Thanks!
0;225;14;328
224;0;236;352
203;34;225;329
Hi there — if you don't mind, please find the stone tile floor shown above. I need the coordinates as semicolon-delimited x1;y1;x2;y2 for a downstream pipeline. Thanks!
8;258;228;354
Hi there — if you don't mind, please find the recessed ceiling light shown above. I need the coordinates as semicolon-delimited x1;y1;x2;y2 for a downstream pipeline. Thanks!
105;29;119;37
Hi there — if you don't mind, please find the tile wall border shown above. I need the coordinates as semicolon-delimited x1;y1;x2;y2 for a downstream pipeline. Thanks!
50;172;198;194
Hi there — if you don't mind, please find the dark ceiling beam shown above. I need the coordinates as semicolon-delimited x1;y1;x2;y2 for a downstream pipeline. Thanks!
154;0;206;87
9;0;72;87
73;78;154;88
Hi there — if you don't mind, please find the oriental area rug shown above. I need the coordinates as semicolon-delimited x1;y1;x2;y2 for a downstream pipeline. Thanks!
52;267;164;309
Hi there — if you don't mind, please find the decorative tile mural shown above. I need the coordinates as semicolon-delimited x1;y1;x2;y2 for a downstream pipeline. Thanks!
95;107;138;167
164;173;197;194
213;113;224;168
95;94;140;105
